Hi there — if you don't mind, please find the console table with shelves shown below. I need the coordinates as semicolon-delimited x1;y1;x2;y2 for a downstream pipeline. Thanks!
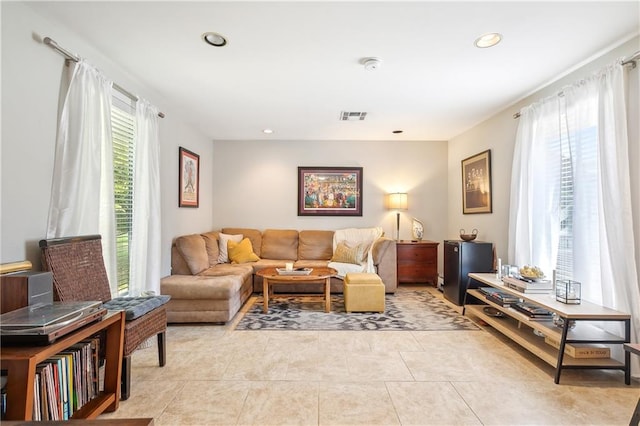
464;273;631;384
0;310;125;420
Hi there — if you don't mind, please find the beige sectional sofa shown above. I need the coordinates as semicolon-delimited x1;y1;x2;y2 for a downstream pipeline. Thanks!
160;227;397;323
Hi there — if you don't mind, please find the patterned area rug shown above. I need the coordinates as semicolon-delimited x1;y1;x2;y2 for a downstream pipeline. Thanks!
234;287;480;331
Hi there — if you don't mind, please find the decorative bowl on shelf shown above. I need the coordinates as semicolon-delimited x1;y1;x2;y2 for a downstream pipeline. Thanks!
519;265;545;281
483;306;504;317
459;228;478;241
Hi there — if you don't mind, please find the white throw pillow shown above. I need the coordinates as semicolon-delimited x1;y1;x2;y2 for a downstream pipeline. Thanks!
218;233;243;263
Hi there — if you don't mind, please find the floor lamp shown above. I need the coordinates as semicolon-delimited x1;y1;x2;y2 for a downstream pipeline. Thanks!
386;193;408;241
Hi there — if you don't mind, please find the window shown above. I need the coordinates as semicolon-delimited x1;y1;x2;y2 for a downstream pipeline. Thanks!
558;109;598;284
556;132;574;282
111;90;136;295
534;98;598;284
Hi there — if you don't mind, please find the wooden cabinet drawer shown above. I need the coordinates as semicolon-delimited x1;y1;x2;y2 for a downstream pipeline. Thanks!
398;264;435;277
397;246;434;262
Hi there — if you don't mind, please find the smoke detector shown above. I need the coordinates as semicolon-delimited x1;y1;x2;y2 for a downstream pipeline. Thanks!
363;57;382;71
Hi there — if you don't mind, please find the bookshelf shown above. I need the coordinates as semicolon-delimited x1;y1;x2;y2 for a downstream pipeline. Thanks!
464;273;631;384
0;310;125;420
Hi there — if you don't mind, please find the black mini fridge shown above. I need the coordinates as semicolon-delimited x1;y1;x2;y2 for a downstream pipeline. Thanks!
443;240;494;306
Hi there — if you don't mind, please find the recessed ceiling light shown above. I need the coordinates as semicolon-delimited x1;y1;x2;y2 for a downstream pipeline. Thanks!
202;32;227;47
262;129;273;134
474;32;502;48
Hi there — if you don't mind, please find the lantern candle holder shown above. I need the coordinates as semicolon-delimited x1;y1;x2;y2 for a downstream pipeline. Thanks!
556;280;581;304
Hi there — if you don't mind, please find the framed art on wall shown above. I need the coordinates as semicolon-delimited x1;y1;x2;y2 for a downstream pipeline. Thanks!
461;149;492;214
179;147;199;208
298;166;363;216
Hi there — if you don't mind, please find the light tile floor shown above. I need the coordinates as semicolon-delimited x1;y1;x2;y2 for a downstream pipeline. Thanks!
100;287;640;425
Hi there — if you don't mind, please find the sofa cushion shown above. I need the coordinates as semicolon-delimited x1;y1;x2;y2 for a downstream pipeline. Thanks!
330;241;366;265
298;230;333;260
261;229;298;260
218;233;243;263
294;259;330;269
253;259;289;271
201;231;220;267
200;263;254;277
228;238;260;264
175;234;209;274
160;274;245;300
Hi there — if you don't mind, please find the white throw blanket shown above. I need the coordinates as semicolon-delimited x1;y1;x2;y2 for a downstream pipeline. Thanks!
328;227;383;278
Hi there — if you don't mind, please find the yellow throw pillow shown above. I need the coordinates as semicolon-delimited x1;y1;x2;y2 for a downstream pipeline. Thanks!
228;238;260;264
330;241;366;265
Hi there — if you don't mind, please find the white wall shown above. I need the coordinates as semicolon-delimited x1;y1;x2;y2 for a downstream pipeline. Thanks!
448;36;640;266
211;139;449;268
0;2;213;276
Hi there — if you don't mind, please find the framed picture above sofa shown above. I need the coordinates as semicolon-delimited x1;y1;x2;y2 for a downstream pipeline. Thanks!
179;147;199;208
298;166;363;216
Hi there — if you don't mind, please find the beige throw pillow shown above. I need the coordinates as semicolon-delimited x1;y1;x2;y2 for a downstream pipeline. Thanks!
218;233;243;263
330;241;366;265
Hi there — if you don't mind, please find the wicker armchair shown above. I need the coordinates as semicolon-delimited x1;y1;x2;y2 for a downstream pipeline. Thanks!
39;235;167;400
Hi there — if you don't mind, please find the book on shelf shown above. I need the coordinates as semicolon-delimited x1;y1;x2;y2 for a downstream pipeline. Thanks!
478;287;502;296
511;302;554;320
486;292;520;307
503;276;552;293
544;336;611;359
31;338;101;421
32;371;40;421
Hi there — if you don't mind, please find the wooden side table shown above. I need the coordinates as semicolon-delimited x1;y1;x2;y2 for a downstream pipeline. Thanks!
396;240;439;286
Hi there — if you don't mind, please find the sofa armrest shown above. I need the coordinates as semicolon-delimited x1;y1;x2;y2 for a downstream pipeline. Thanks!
371;237;397;293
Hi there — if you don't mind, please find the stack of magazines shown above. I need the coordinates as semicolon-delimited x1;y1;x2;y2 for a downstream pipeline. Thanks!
512;301;554;320
478;287;521;307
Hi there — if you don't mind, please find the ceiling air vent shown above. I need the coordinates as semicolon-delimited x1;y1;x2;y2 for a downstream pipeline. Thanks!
340;111;367;121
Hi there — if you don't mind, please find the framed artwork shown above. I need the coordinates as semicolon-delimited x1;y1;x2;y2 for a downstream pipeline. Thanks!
298;167;363;216
461;149;492;214
179;147;199;208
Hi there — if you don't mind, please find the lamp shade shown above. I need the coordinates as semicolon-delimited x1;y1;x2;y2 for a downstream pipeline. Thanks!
386;193;408;210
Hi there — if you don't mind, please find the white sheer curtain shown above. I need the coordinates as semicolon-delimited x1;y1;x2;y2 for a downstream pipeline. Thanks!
47;59;118;291
129;99;162;296
510;61;640;375
508;97;563;273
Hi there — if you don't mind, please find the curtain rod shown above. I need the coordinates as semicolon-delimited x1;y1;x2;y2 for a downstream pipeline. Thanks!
512;49;639;119
43;37;165;118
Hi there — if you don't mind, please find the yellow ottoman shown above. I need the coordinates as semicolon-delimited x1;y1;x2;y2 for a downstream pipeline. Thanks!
344;272;385;313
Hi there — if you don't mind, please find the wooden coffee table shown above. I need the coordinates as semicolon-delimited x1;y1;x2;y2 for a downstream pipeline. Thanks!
256;267;337;313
